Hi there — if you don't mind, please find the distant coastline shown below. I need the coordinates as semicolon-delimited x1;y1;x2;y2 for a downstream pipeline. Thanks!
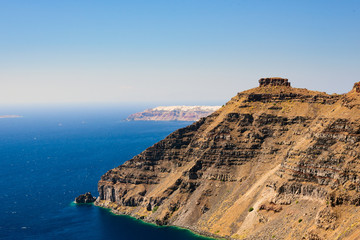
0;115;22;119
126;105;221;121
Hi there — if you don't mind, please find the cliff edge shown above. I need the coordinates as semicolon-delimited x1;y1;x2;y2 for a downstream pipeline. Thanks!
96;78;360;240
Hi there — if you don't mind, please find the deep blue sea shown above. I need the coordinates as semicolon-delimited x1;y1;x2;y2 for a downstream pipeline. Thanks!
0;105;213;240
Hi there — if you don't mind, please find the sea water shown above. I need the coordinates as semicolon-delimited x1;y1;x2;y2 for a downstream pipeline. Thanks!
0;105;213;240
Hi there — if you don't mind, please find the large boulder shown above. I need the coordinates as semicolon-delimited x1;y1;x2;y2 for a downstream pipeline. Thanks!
75;192;96;204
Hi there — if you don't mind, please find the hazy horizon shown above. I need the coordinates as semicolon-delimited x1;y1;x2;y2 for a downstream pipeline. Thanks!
1;0;359;105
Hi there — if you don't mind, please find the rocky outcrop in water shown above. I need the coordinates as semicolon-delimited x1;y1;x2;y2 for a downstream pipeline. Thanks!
96;78;360;240
75;192;96;203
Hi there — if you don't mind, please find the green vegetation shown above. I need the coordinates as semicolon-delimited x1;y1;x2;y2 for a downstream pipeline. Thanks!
152;206;159;213
248;207;254;212
298;219;303;223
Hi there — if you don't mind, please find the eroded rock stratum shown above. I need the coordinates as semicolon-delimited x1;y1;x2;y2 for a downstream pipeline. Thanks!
95;78;360;240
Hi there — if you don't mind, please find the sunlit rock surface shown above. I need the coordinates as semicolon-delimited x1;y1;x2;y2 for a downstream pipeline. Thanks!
97;79;360;240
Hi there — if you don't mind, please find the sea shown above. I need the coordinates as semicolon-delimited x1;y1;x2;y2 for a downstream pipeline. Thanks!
0;105;214;240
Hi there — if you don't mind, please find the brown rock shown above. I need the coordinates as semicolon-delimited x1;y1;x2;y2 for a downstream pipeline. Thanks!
316;207;338;230
259;77;291;87
259;202;283;212
353;81;360;93
95;79;360;240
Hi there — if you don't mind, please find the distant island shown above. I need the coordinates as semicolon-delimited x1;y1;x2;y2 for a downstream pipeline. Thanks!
0;115;22;119
126;106;221;121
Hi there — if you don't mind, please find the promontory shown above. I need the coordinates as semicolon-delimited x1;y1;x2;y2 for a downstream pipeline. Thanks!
96;78;360;240
126;106;221;121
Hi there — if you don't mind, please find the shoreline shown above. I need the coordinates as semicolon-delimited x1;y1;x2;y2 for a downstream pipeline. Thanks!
93;200;225;240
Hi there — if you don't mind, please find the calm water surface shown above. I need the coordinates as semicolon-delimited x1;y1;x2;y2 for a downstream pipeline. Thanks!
0;105;214;240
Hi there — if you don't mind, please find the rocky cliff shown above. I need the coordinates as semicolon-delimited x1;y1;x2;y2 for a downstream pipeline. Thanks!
96;78;360;240
126;106;221;121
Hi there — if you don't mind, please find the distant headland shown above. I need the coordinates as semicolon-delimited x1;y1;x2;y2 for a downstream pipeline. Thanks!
126;106;221;121
0;115;22;119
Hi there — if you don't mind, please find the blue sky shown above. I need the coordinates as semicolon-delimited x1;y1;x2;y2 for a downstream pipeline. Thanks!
1;0;359;105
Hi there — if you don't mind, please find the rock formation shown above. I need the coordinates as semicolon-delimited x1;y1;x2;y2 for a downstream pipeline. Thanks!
75;192;96;203
126;106;221;121
96;78;360;240
259;77;290;87
353;81;360;93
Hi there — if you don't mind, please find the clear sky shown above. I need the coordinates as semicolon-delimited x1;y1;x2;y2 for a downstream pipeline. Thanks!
1;0;359;105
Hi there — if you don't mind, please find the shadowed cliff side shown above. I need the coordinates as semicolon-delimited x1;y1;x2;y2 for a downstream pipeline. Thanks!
96;78;360;240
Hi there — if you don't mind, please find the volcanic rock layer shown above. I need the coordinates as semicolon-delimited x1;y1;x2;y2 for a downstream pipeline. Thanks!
96;79;360;240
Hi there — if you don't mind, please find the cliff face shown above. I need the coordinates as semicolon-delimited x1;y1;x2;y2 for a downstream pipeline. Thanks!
96;79;360;240
126;106;221;121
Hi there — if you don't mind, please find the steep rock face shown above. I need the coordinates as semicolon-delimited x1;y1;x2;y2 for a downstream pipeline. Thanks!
96;79;360;240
